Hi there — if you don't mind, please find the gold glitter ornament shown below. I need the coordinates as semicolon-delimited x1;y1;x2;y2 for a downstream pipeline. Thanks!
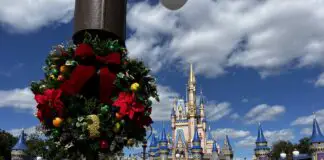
86;114;100;138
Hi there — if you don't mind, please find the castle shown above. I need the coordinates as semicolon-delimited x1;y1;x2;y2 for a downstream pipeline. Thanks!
148;64;234;160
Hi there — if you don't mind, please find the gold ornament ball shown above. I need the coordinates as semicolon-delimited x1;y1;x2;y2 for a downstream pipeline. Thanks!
113;122;121;133
60;65;69;73
130;82;140;91
50;74;56;80
53;117;63;127
127;139;135;146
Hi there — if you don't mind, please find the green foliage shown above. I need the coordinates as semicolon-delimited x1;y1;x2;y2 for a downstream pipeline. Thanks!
270;137;312;160
0;130;17;160
30;32;159;159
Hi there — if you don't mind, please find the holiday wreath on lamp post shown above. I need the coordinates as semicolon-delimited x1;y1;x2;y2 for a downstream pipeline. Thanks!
30;33;159;158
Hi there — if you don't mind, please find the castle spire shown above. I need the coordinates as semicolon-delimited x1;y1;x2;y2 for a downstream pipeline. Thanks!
311;113;324;143
256;122;267;143
12;129;27;151
199;88;204;105
188;63;196;85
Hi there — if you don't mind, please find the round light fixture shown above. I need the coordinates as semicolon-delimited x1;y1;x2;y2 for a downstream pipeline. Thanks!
280;152;287;158
160;0;188;10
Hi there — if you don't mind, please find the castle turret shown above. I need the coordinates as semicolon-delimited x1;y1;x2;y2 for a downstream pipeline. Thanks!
211;140;219;160
310;113;324;160
206;126;214;154
188;63;197;145
191;127;203;160
11;129;28;160
159;124;169;160
221;135;233;160
149;133;159;160
254;123;270;159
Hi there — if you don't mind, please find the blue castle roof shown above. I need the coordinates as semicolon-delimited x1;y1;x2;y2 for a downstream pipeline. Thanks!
212;140;218;152
256;123;267;143
311;117;324;143
224;135;232;149
171;107;175;116
207;126;214;141
12;130;27;151
160;126;168;143
149;133;157;147
192;127;202;150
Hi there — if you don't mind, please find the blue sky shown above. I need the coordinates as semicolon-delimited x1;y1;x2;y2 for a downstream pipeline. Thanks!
1;0;324;159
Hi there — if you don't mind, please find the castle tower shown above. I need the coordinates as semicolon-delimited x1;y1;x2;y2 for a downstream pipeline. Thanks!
206;126;214;154
11;129;28;160
211;140;219;160
191;127;203;160
221;135;233;160
310;113;324;160
188;63;197;146
254;123;270;159
149;133;160;160
159;124;169;160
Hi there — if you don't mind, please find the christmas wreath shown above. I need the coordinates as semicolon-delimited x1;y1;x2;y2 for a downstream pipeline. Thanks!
30;33;159;158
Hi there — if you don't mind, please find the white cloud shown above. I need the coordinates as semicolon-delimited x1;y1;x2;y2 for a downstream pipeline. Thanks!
244;104;285;124
242;98;249;103
0;87;36;110
211;128;250;140
206;102;232;121
315;72;324;87
236;129;294;147
230;113;240;120
291;109;324;126
7;126;37;137
0;0;74;33
150;85;179;121
3;0;324;78
291;109;324;135
126;0;324;77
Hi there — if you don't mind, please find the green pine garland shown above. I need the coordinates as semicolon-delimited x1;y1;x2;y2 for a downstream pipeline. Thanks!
30;33;159;159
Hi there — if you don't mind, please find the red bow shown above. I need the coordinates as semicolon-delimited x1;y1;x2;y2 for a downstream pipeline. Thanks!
60;43;121;104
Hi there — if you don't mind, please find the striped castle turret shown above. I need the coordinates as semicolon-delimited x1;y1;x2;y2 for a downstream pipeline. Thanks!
159;124;169;160
11;129;28;160
254;123;270;160
211;140;219;160
191;127;203;160
149;133;159;160
310;113;324;160
221;135;233;160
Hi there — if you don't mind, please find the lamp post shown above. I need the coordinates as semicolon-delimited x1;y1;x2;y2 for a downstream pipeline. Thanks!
142;139;147;160
280;152;287;160
292;149;300;160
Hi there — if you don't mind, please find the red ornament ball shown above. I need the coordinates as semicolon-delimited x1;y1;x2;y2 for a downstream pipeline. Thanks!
100;140;109;149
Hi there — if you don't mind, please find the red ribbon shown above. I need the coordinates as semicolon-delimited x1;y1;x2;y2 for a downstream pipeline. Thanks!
60;44;121;104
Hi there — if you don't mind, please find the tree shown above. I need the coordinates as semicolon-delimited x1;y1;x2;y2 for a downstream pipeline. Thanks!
270;140;294;160
296;137;311;155
270;137;312;160
0;130;17;160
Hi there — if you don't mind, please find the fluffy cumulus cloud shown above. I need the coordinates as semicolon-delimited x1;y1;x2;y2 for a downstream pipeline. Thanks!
244;104;285;124
0;0;74;33
291;109;324;135
236;129;294;147
126;0;324;77
150;85;179;120
230;113;240;120
315;72;324;87
0;87;36;110
7;126;41;137
206;102;232;121
211;128;250;140
2;0;324;78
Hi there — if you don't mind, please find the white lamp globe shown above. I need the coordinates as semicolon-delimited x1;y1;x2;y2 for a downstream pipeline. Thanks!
176;153;180;158
280;152;287;158
160;0;188;10
293;150;300;157
36;157;43;160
